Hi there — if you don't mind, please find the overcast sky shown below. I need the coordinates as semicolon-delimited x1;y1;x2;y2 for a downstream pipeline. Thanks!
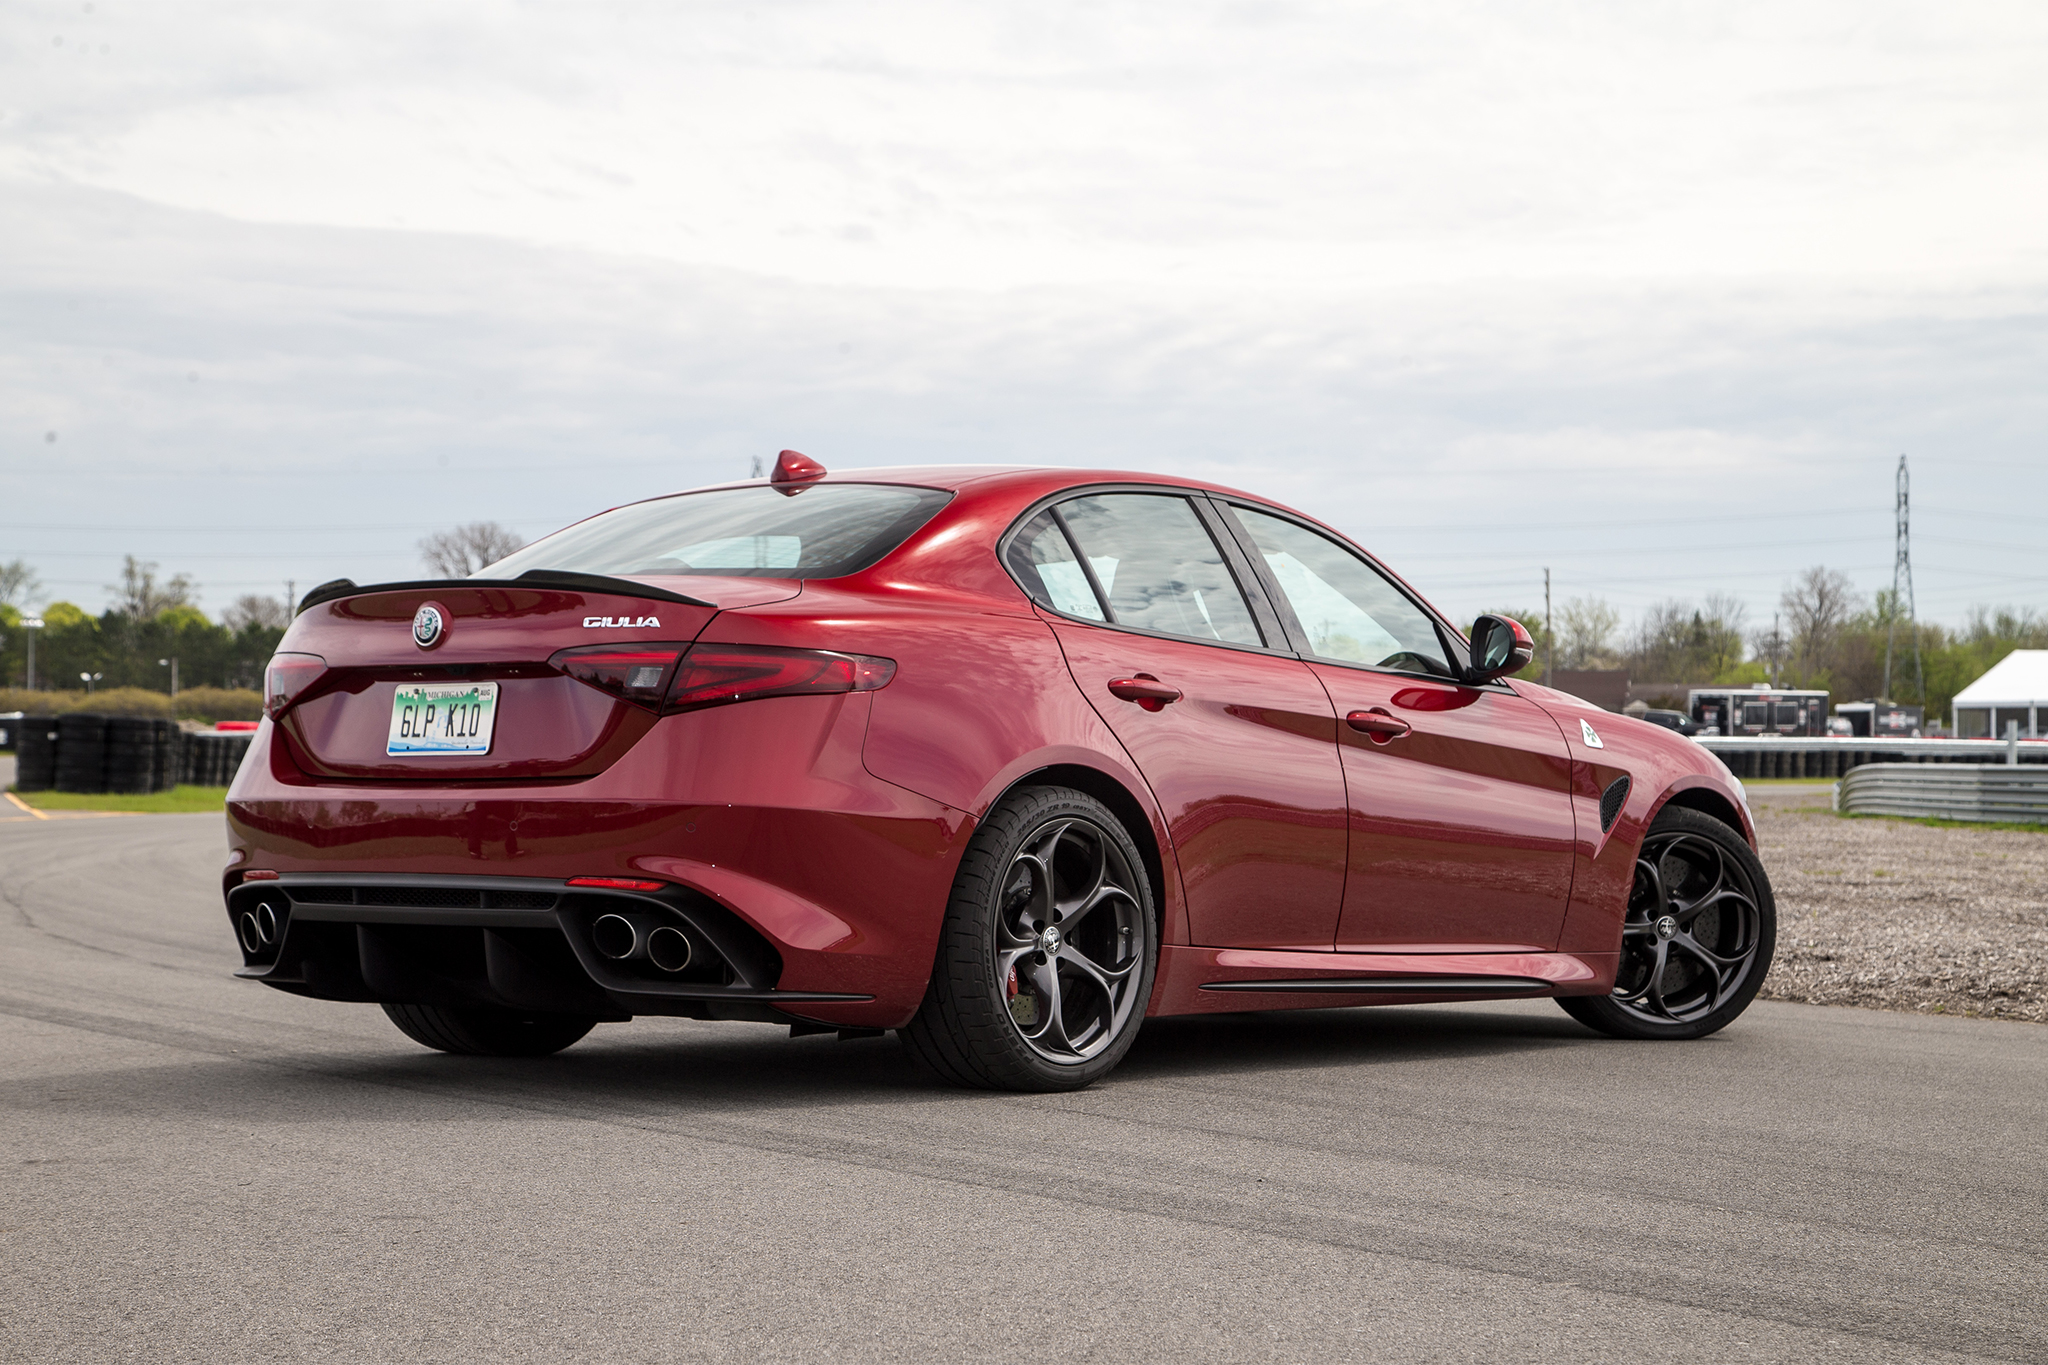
4;0;2045;635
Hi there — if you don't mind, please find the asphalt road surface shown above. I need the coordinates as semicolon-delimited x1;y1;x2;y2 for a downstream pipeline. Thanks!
4;813;2045;1363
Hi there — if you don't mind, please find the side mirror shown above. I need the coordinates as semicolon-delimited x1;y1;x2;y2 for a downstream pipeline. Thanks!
1466;615;1534;684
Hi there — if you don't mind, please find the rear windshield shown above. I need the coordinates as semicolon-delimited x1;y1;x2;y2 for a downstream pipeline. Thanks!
482;484;952;580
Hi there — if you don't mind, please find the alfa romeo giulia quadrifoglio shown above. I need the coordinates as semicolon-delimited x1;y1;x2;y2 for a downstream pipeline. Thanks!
225;450;1775;1090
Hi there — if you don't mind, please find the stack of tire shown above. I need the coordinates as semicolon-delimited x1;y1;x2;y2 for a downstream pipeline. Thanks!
104;717;162;794
16;715;252;793
188;732;253;786
54;715;109;794
153;720;182;792
15;718;59;792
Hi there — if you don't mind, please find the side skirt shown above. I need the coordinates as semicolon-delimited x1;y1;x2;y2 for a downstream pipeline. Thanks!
1147;945;1618;1017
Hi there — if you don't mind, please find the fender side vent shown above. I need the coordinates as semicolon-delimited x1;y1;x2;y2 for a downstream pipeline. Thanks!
1600;776;1631;834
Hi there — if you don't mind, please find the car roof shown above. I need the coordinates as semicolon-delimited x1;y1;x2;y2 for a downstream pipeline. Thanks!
671;464;1298;509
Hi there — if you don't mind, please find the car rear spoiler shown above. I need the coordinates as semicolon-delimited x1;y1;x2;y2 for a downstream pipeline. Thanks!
296;570;715;615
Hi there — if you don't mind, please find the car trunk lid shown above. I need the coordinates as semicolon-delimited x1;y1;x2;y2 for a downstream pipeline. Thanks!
275;576;799;781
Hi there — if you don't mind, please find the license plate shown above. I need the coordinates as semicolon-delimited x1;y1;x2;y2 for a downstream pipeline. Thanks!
387;681;498;756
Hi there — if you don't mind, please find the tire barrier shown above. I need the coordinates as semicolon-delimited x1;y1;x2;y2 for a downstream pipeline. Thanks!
183;730;253;787
15;718;59;792
11;715;253;794
1697;737;2048;781
55;714;108;795
1837;764;2048;824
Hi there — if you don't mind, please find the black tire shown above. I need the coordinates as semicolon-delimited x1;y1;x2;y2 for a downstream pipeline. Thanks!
1558;806;1776;1041
381;1003;597;1056
901;786;1157;1092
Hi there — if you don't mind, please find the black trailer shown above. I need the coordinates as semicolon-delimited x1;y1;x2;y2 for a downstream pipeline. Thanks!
1689;687;1830;738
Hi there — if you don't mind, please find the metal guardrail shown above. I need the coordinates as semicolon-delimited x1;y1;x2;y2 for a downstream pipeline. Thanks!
1835;764;2048;825
1697;735;2048;780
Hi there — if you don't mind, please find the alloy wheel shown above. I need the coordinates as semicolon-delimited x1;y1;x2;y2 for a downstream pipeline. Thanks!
1610;829;1766;1025
994;817;1145;1064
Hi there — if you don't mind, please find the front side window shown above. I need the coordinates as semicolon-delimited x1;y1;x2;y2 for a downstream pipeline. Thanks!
483;483;952;580
1228;505;1451;676
1052;494;1262;646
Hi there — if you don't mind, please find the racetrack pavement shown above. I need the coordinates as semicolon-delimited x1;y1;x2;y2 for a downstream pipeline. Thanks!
2;814;2044;1363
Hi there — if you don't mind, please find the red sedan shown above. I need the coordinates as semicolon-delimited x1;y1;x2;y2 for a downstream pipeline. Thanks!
227;451;1775;1090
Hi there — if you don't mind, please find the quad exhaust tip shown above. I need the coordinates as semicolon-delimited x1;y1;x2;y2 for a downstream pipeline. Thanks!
646;925;692;973
238;901;282;955
591;913;639;960
592;913;694;974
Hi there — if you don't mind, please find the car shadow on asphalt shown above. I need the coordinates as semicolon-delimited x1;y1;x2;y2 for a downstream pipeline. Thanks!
9;1002;1606;1124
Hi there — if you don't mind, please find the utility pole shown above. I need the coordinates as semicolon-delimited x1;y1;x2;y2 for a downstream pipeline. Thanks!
23;617;41;690
1882;454;1924;704
1543;567;1553;688
286;579;296;618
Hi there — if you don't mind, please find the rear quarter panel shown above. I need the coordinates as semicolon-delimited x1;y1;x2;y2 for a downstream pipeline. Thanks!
702;577;1190;949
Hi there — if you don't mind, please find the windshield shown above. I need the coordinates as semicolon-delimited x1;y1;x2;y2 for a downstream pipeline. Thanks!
483;484;952;580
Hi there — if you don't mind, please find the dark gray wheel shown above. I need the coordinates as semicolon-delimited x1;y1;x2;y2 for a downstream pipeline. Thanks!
1559;806;1775;1040
902;786;1157;1091
382;1003;597;1057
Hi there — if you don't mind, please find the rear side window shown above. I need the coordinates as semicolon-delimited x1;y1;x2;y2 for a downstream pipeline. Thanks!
1054;494;1262;646
1004;510;1107;621
483;484;952;580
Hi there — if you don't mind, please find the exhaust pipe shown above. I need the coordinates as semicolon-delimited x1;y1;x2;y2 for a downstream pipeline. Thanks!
646;925;693;973
591;913;640;961
238;901;284;955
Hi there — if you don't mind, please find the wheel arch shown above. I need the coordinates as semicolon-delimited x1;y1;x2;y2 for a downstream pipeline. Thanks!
1653;781;1753;846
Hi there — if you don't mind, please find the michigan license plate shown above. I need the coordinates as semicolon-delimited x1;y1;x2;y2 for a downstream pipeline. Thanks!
387;681;498;756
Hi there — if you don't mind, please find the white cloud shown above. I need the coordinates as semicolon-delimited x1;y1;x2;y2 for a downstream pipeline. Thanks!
2;1;2045;628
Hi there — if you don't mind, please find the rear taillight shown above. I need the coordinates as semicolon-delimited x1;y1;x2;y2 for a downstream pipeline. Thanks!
552;641;894;713
549;643;690;710
666;643;895;712
264;652;328;719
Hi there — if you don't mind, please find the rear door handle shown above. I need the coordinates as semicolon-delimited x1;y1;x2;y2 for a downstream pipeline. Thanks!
1346;708;1411;743
1107;676;1182;712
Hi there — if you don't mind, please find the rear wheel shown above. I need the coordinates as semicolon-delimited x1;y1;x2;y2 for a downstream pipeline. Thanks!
902;786;1157;1091
1558;806;1775;1041
382;1003;597;1057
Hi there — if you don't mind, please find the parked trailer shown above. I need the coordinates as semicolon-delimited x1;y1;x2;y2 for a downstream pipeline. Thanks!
1690;687;1830;738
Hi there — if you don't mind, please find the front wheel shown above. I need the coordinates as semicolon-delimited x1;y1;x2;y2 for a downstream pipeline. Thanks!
901;786;1157;1091
382;1003;598;1056
1557;805;1776;1041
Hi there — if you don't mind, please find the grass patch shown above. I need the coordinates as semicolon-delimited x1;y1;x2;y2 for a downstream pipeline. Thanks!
1742;778;1838;787
1837;810;2048;834
11;785;229;814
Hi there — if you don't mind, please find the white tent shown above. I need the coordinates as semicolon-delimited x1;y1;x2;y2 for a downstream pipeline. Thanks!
1952;649;2048;738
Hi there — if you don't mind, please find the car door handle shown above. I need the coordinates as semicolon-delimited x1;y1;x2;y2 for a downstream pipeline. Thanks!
1346;708;1412;743
1107;676;1182;711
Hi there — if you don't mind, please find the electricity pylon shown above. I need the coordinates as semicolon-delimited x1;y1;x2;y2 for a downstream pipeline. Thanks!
1882;454;1924;703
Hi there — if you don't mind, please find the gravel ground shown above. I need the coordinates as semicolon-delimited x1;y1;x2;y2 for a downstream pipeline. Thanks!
1748;783;2048;1023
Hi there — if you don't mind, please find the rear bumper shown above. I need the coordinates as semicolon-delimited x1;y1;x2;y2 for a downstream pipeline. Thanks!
228;873;871;1024
225;695;976;1029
